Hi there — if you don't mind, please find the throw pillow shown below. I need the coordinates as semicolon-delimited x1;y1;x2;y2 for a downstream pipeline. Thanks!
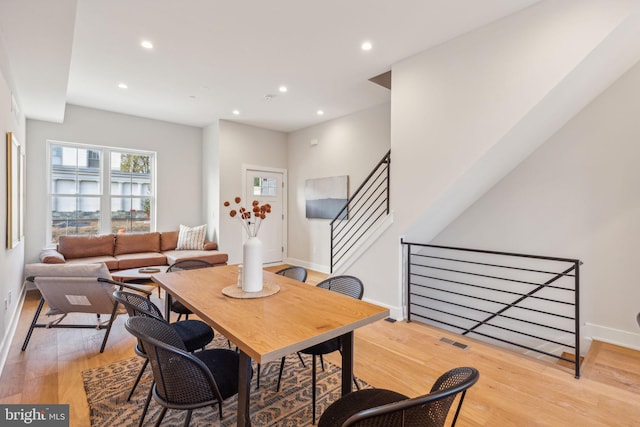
176;224;206;250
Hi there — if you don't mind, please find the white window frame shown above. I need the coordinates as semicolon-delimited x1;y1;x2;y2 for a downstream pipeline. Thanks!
46;140;157;245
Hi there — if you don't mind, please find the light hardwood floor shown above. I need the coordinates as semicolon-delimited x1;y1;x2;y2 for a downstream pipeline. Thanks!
1;265;639;426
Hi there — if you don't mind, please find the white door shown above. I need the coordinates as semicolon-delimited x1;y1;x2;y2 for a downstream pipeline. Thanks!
245;169;284;264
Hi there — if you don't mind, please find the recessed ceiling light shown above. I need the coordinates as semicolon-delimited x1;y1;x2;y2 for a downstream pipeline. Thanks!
279;85;288;93
141;40;154;49
117;83;128;89
361;41;372;51
317;110;324;116
232;109;240;115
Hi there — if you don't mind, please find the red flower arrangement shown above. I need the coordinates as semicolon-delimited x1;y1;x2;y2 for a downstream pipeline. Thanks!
224;196;272;237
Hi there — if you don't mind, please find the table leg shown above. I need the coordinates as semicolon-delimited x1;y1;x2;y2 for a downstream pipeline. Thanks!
238;351;253;427
341;331;354;396
164;293;172;321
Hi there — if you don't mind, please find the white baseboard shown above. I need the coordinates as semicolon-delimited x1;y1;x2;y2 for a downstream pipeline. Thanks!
362;297;403;321
283;257;330;275
583;321;640;351
0;286;27;377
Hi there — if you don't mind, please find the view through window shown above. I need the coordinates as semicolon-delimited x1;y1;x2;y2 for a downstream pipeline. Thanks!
49;142;156;243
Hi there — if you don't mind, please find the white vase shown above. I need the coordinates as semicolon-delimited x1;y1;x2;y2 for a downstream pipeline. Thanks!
242;236;263;292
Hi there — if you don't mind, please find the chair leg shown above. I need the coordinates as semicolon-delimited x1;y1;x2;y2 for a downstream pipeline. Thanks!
256;363;261;389
183;409;193;427
99;302;120;353
22;297;45;351
128;358;149;401
176;313;183;321
319;354;325;371
138;382;154;427
297;351;306;367
154;407;167;427
276;356;286;391
312;355;317;424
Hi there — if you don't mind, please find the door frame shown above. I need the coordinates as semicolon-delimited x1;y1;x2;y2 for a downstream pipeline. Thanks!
242;164;288;263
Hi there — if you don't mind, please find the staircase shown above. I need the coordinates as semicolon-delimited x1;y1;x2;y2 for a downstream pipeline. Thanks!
330;150;391;274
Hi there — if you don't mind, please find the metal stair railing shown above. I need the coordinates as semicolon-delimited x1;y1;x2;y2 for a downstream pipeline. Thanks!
402;240;582;378
330;150;390;273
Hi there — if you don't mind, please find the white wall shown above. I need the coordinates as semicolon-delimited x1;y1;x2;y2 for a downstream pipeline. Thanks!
432;59;640;350
369;0;640;324
218;120;287;264
0;41;26;370
203;120;221;243
392;0;640;240
286;103;391;271
25;104;203;263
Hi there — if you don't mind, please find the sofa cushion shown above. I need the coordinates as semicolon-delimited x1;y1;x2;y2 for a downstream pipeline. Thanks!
115;252;167;270
66;256;119;270
40;249;66;264
164;249;228;266
204;241;218;250
58;235;114;259
114;232;160;255
177;224;206;250
160;230;179;251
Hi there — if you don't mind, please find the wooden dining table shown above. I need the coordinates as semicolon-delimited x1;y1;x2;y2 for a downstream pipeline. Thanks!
151;264;389;427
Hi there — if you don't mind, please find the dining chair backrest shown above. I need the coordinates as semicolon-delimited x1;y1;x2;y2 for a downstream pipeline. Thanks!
112;290;165;322
167;259;213;272
317;275;364;300
344;367;479;427
125;317;219;403
275;266;308;282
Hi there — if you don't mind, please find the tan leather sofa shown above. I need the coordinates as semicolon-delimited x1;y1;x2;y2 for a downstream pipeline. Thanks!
38;231;228;270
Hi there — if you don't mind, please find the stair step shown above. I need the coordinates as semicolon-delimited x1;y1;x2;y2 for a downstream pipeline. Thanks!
580;340;640;393
557;351;583;370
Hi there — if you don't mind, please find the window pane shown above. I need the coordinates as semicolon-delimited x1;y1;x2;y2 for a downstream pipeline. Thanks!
253;177;277;196
51;196;100;243
111;197;151;234
48;142;155;242
50;145;101;195
111;152;152;196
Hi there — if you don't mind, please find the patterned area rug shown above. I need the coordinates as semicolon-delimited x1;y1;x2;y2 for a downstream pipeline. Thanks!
83;336;369;426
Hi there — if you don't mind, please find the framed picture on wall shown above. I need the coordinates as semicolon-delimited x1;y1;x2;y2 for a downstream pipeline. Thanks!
305;175;348;219
6;132;24;248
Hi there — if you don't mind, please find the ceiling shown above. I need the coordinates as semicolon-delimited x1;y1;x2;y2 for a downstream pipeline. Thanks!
0;0;540;133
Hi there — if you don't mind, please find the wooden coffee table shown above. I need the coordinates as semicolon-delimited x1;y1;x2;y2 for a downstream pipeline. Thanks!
112;265;169;297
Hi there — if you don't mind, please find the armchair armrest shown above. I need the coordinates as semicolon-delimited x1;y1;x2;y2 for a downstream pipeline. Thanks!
98;277;153;297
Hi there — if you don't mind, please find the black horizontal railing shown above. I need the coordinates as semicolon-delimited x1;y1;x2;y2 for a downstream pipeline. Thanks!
402;240;581;378
330;150;390;273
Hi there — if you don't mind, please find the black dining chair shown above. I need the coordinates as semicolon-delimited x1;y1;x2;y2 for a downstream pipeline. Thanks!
167;259;214;321
318;366;479;427
125;316;241;426
113;289;215;423
275;265;308;282
276;275;364;424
